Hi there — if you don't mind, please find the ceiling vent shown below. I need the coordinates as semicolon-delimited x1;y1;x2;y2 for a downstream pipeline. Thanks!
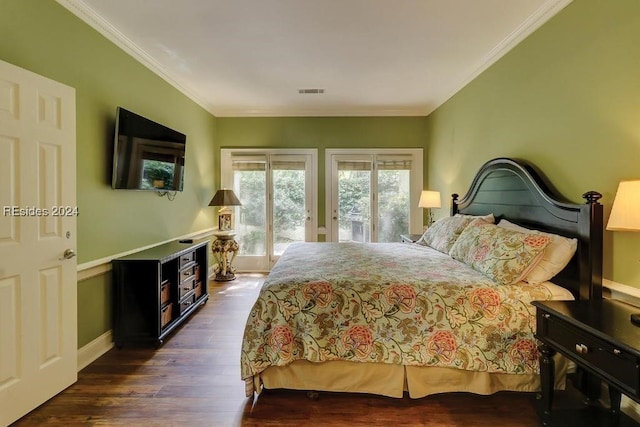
298;88;325;94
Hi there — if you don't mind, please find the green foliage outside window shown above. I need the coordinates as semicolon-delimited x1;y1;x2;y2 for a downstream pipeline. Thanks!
338;170;409;242
235;168;408;247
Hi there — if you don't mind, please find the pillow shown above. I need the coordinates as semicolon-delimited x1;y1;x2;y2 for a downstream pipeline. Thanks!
497;219;578;284
449;221;551;285
418;215;488;254
455;213;495;224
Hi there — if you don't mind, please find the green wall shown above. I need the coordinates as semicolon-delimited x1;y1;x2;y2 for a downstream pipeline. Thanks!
216;116;428;229
77;273;111;347
425;0;640;287
0;0;217;346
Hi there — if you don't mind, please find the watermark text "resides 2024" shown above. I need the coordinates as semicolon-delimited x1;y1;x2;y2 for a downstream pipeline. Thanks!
3;206;79;216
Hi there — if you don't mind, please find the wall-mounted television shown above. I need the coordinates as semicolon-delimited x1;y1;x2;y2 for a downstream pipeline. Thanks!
112;107;186;191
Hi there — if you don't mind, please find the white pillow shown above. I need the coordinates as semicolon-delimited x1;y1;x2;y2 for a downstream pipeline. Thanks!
497;219;578;284
455;213;495;224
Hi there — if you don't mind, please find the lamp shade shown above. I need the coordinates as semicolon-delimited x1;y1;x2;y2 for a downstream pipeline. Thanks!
607;180;640;231
208;189;241;207
418;190;441;208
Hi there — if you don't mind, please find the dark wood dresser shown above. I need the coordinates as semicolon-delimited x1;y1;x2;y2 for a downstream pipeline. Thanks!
533;299;640;426
113;239;209;347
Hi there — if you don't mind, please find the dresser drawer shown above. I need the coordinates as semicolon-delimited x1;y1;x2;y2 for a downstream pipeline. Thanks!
179;277;196;299
544;314;640;395
180;265;196;283
179;293;196;314
179;251;195;268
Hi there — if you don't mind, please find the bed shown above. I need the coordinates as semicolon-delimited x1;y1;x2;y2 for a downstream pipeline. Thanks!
240;157;603;399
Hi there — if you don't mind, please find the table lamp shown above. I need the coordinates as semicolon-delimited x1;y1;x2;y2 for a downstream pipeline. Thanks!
208;189;242;281
418;190;441;226
606;180;640;325
209;188;241;231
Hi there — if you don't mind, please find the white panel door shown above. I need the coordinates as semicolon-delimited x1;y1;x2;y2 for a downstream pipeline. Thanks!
0;59;77;426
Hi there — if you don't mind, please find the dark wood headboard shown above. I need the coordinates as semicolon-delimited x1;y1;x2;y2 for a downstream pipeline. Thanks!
451;158;603;301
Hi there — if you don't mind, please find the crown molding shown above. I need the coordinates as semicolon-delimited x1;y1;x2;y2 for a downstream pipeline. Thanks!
212;107;429;118
56;0;213;114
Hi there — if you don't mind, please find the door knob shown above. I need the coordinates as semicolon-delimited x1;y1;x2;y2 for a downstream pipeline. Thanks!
61;249;76;260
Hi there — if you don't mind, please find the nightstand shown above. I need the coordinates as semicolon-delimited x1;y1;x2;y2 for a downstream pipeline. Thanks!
400;233;423;243
532;299;640;426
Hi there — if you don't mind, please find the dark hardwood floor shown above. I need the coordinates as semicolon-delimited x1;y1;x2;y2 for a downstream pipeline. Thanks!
10;274;623;427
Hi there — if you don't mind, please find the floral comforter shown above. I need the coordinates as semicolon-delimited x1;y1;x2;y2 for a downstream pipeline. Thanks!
241;242;554;395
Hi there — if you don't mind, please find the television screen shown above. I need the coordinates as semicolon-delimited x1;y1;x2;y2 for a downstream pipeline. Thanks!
112;107;186;191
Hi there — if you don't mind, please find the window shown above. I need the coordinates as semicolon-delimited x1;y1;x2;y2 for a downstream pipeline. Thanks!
326;149;423;242
220;149;317;271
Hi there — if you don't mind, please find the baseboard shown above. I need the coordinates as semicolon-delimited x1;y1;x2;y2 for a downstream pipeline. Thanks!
622;396;640;423
600;383;640;423
77;330;113;371
603;279;640;308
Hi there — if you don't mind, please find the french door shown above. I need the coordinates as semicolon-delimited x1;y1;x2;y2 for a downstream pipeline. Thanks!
220;149;317;271
327;149;423;243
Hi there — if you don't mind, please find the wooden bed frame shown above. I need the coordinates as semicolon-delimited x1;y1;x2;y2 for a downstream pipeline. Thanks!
452;157;603;301
254;157;604;399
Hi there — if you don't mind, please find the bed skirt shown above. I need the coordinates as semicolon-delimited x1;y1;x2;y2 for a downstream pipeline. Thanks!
253;356;569;399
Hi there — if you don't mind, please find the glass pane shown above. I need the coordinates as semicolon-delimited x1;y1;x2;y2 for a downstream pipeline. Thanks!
338;167;371;242
272;167;306;256
234;169;266;256
377;169;410;242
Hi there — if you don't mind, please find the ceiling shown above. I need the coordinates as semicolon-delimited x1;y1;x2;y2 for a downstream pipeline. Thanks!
58;0;571;117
